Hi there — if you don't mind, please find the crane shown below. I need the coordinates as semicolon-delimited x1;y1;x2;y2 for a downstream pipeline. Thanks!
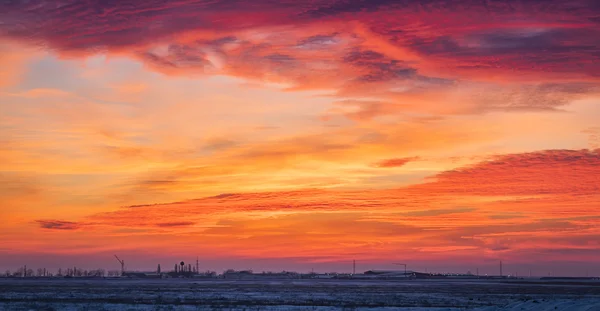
114;255;125;276
392;263;407;279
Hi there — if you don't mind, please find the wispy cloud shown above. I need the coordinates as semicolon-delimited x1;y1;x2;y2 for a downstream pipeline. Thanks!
156;221;195;228
36;220;81;230
373;157;419;168
412;149;600;196
2;0;598;113
1;0;600;271
22;149;598;264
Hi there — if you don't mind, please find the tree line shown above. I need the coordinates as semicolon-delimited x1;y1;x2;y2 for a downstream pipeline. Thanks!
2;267;122;277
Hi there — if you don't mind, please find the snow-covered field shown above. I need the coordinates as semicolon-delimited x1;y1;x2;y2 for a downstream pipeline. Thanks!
0;278;599;310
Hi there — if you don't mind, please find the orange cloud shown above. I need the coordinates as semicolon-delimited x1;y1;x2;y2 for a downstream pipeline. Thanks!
0;42;39;88
17;149;598;267
1;1;600;273
408;149;600;196
373;157;419;168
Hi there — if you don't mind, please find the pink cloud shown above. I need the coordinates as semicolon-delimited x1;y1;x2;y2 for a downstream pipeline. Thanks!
373;157;418;168
1;0;599;113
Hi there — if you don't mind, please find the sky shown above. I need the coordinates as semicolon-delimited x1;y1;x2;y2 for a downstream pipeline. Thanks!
1;0;599;276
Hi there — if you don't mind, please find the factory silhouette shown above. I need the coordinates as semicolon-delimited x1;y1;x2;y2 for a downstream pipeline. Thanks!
4;256;597;281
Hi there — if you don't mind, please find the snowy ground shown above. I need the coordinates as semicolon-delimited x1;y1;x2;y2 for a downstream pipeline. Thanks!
0;278;599;310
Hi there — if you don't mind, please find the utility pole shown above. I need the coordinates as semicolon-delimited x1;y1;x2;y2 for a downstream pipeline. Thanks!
393;263;407;279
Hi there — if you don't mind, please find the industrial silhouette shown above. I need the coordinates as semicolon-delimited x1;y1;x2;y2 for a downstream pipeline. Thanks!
2;258;598;280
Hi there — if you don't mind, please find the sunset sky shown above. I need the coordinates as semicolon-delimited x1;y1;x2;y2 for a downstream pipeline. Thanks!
1;0;599;276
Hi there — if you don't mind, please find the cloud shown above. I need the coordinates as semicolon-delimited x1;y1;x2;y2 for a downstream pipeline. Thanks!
373;157;418;168
487;213;525;220
17;148;598;266
408;149;600;196
326;100;409;121
464;82;600;113
36;220;81;230
2;0;598;112
583;127;600;149
2;0;600;270
342;49;417;83
402;207;476;217
202;138;238;153
156;221;195;227
0;42;38;88
0;172;49;223
303;0;399;17
323;81;598;122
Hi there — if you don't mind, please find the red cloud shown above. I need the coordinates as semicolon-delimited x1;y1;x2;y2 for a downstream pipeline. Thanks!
373;157;418;168
408;149;600;196
156;221;195;228
1;0;599;111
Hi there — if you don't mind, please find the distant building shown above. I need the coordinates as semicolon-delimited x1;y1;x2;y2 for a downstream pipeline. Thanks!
123;272;162;278
222;270;297;280
223;270;254;280
363;270;416;278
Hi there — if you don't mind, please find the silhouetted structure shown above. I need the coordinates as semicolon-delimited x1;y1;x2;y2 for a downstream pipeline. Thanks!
114;255;125;276
393;263;407;276
167;260;199;278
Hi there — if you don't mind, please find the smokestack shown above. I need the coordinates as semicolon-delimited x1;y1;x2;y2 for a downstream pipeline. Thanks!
499;261;503;277
196;257;199;274
353;260;356;275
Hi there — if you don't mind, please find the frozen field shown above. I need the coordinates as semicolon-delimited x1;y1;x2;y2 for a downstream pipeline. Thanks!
0;278;599;311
